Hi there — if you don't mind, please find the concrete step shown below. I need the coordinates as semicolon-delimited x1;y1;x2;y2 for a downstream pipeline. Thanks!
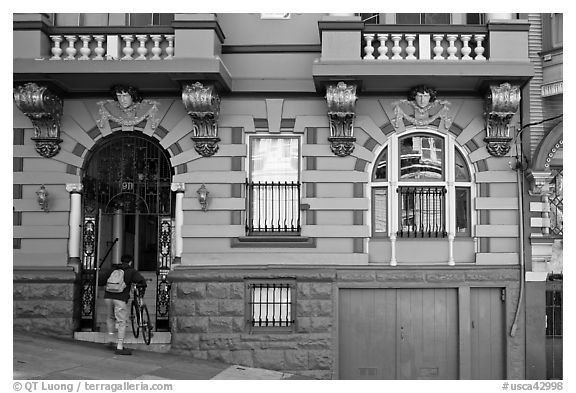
74;331;172;353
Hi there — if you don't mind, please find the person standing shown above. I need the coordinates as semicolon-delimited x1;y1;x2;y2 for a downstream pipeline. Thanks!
98;254;147;355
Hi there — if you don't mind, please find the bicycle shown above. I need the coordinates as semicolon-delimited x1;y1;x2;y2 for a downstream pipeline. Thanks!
130;285;153;345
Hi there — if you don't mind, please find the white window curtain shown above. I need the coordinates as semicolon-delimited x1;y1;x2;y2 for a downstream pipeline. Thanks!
251;138;299;182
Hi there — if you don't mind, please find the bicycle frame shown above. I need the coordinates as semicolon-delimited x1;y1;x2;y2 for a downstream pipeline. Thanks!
130;285;152;345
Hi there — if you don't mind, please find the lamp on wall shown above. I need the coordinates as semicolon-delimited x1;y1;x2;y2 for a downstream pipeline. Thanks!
197;184;209;212
36;185;49;212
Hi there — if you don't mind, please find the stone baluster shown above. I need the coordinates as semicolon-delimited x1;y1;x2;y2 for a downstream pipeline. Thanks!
363;34;375;60
135;35;148;60
93;35;105;60
432;34;445;60
78;35;92;60
474;34;486;60
165;35;174;59
446;34;459;60
377;34;389;60
50;35;63;60
150;35;163;60
121;35;134;60
460;34;473;60
405;34;417;60
64;35;78;60
391;34;403;60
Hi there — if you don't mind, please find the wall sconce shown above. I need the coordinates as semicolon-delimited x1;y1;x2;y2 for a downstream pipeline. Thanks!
36;185;49;212
197;184;209;212
484;82;521;157
325;82;358;157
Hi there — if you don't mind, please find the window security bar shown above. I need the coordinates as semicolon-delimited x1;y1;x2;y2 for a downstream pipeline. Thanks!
246;181;301;233
249;283;294;327
398;186;447;237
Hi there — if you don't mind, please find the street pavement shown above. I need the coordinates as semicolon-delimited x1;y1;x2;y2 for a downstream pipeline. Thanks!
13;332;309;380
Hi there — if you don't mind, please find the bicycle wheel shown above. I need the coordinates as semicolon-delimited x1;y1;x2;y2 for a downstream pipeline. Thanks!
140;304;152;345
130;300;140;338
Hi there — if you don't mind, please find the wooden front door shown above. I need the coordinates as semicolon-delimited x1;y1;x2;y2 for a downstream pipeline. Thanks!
339;288;459;379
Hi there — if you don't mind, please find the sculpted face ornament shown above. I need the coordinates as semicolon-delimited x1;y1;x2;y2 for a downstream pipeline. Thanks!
393;85;452;130
97;84;160;132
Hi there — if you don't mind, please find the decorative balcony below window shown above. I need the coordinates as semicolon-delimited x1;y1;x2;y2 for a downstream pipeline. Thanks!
246;181;301;234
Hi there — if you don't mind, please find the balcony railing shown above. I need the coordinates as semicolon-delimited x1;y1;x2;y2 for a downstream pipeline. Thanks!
361;26;489;61
398;186;447;238
246;181;301;234
47;31;174;61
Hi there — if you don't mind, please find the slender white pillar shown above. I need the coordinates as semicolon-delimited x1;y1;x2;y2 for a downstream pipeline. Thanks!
171;182;186;263
113;208;124;264
66;183;83;269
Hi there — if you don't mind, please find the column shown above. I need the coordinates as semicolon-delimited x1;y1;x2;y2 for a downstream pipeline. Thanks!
113;208;124;265
66;183;83;271
171;182;186;264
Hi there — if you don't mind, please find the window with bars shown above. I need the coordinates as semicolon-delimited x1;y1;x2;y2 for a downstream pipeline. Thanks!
246;137;301;234
53;13;174;27
370;131;473;238
546;290;562;337
247;282;295;331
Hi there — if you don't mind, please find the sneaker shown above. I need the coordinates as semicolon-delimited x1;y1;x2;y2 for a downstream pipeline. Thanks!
114;348;132;356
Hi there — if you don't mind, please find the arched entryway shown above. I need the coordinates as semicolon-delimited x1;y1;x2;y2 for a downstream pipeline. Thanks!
78;132;174;332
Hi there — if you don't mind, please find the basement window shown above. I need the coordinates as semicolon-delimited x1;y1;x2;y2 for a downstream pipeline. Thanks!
247;280;295;332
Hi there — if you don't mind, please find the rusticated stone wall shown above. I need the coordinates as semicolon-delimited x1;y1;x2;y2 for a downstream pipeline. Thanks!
168;266;525;380
169;269;335;379
13;267;78;336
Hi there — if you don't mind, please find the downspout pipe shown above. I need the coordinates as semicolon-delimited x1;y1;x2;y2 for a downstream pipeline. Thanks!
510;133;526;337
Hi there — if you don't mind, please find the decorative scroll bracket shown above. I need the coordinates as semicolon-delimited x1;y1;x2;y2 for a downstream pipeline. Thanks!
392;85;452;131
326;82;358;157
484;82;521;157
182;82;221;157
13;83;63;158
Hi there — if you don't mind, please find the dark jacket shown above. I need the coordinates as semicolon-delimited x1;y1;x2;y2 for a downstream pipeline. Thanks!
98;262;147;303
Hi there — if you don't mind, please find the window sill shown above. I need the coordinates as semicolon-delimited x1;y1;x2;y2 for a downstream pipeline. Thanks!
232;236;316;248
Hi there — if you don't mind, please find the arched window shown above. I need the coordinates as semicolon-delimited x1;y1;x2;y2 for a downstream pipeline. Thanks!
370;130;474;238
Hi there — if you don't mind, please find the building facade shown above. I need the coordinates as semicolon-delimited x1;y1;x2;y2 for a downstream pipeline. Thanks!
13;12;559;379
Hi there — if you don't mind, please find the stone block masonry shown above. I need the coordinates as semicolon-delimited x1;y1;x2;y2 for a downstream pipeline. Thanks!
13;267;78;336
168;266;524;380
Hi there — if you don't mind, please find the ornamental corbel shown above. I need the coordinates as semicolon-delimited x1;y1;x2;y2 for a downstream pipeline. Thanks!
13;83;63;158
182;82;221;157
484;83;521;157
526;169;554;196
326;82;357;157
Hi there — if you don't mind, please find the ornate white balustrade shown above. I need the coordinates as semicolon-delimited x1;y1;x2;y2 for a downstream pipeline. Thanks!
48;33;175;60
362;32;487;61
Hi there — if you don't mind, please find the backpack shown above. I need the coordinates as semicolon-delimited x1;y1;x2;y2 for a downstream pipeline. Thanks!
106;268;126;293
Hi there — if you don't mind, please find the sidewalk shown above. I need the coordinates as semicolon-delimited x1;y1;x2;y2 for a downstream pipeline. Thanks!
13;332;309;380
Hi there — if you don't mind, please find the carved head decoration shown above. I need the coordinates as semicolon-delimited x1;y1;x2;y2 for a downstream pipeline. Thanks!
407;85;438;109
111;84;142;110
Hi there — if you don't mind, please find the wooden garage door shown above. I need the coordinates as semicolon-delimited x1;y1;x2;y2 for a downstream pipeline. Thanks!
339;288;458;379
470;287;506;379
